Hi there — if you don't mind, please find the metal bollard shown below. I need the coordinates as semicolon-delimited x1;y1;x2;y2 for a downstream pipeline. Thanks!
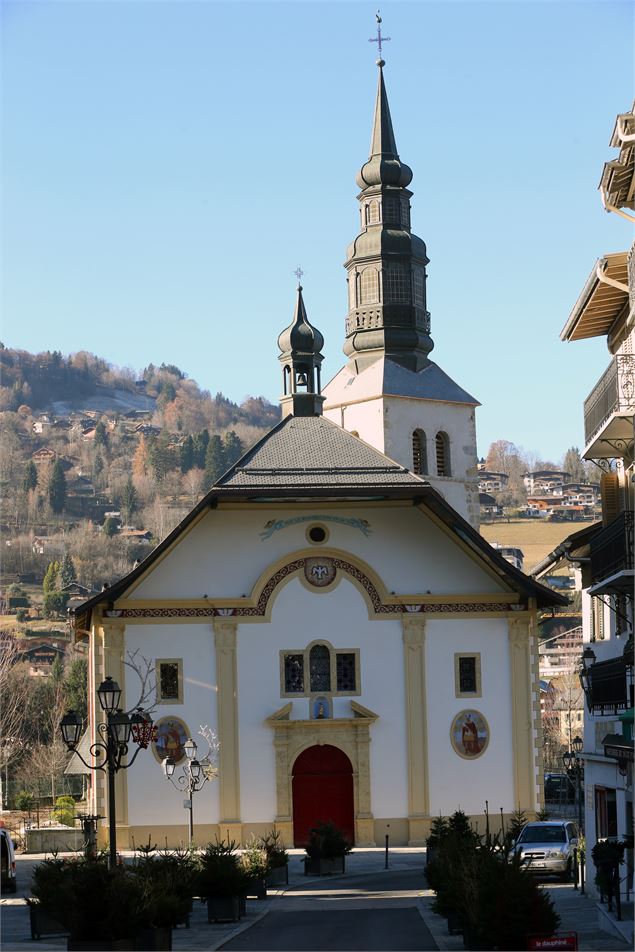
385;824;390;870
573;847;578;891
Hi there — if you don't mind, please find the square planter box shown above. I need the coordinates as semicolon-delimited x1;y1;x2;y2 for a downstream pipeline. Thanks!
304;856;346;876
244;876;267;899
207;895;240;923
134;926;172;951
265;865;289;888
68;941;134;951
28;902;69;941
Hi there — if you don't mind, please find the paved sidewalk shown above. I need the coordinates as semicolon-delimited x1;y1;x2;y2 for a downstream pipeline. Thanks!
3;848;631;951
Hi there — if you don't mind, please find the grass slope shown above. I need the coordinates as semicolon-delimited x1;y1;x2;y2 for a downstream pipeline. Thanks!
479;518;596;574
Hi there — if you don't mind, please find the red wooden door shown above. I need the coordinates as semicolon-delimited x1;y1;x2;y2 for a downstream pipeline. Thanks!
292;744;354;847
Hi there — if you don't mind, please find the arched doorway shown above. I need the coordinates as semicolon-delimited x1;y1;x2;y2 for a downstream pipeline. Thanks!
292;744;354;847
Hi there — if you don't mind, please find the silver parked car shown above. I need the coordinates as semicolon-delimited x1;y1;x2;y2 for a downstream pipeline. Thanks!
514;820;579;880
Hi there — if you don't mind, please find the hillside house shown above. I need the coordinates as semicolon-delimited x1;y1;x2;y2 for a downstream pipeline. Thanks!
523;471;571;496
477;471;509;493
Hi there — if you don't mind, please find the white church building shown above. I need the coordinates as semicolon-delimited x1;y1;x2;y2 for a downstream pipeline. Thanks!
75;57;564;849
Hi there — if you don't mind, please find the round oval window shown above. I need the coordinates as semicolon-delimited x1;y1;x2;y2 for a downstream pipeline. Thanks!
307;525;327;544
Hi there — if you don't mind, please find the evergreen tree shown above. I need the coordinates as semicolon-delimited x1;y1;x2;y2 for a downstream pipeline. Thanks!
562;446;588;484
193;429;210;469
60;552;77;589
63;657;88;722
50;654;64;684
93;453;104;480
43;561;60;593
103;517;119;537
223;431;244;468
121;477;138;521
48;459;67;513
93;421;108;448
204;435;226;490
23;460;38;493
148;435;175;482
180;435;194;473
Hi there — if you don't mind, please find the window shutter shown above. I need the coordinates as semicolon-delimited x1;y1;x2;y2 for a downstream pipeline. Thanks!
600;473;620;525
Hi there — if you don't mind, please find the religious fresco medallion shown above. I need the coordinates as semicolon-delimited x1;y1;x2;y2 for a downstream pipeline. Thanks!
152;715;190;765
304;557;336;588
450;710;490;759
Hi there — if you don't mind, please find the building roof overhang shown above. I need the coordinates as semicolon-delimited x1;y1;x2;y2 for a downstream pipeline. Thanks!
560;253;629;342
600;103;635;213
73;481;566;632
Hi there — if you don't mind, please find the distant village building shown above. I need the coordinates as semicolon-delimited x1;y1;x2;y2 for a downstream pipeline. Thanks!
490;543;524;571
522;471;571;496
477;471;509;494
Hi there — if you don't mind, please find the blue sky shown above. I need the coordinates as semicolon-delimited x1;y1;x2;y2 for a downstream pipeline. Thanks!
2;0;633;462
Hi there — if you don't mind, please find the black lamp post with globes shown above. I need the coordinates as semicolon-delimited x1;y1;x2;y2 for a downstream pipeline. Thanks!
162;732;218;845
60;676;156;869
562;734;584;831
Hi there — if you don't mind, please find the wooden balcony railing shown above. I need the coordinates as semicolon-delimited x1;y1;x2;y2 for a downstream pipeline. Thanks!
590;511;634;584
584;354;635;447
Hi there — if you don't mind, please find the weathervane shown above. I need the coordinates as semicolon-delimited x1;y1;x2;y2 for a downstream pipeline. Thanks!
369;11;390;61
294;266;304;287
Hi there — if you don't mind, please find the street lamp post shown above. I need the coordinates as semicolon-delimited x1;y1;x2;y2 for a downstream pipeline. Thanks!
60;676;156;869
563;734;584;831
162;728;219;845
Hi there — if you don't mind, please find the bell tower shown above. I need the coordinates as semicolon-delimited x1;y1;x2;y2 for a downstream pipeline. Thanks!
323;40;480;527
343;57;434;373
278;282;325;418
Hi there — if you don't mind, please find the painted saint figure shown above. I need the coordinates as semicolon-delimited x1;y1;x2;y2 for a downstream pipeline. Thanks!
461;713;480;755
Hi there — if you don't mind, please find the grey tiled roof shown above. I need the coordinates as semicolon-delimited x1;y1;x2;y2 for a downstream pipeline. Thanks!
216;416;426;489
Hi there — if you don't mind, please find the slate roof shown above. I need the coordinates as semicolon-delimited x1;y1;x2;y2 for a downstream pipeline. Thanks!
323;357;479;408
215;416;424;490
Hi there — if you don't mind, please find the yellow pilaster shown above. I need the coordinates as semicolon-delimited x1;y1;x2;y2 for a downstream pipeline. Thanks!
213;619;241;838
402;615;429;845
508;618;534;813
96;617;129;847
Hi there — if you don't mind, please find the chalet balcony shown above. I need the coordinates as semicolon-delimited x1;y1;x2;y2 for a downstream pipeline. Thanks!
583;354;635;459
589;510;635;594
585;655;633;716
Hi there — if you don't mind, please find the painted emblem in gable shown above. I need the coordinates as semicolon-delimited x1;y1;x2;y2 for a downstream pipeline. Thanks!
304;557;336;588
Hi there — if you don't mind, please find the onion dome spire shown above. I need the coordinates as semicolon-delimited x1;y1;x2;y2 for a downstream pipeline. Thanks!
343;51;433;374
278;276;325;418
356;60;413;190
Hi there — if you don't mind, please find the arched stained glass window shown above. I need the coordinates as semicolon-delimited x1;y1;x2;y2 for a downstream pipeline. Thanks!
309;644;331;693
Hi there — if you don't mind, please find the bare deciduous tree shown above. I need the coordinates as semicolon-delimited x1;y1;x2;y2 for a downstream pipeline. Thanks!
0;640;32;807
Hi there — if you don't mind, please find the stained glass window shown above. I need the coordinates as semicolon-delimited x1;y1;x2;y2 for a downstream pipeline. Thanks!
336;653;356;692
309;644;331;692
284;654;304;693
159;662;180;701
458;657;477;694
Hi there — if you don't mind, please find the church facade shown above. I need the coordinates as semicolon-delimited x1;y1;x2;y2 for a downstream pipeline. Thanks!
76;59;564;850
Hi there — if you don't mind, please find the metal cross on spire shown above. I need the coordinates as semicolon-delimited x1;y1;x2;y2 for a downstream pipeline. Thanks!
369;11;390;60
294;266;305;287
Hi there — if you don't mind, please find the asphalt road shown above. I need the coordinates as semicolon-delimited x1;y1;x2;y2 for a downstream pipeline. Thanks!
221;870;438;951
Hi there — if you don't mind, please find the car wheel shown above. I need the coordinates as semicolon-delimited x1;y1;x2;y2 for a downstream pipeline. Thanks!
559;860;572;882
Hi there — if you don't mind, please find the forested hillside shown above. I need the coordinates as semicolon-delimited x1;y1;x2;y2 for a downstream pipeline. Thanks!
0;344;280;601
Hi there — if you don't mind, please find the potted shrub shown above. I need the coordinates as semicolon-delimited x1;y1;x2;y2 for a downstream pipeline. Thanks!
131;845;200;947
303;821;351;876
261;829;289;887
425;815;448;868
197;840;242;923
30;856;152;951
591;839;626;898
240;839;269;899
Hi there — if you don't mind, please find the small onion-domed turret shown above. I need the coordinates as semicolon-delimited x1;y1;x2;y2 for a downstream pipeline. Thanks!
278;284;325;418
278;285;324;357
